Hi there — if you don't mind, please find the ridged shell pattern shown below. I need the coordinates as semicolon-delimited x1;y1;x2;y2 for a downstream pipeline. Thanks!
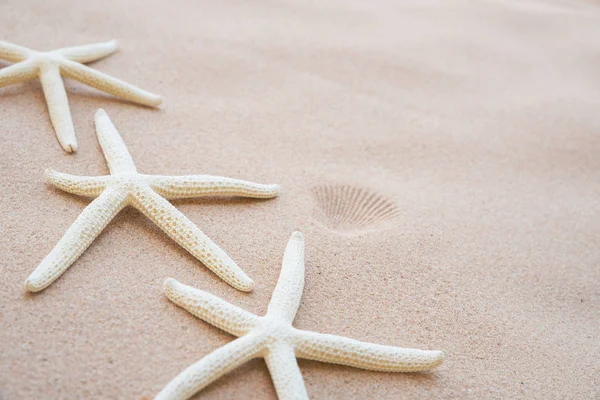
313;185;400;233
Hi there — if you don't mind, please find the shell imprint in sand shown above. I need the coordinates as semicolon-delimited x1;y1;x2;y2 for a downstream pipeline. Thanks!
313;184;400;233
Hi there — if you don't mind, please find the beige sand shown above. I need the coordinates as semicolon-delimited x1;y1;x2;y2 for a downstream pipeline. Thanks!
1;0;599;398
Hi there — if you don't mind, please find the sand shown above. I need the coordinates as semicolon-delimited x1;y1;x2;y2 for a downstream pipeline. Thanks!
1;0;599;398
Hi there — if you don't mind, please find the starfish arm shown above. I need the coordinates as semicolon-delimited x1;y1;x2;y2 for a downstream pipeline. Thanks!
265;343;309;400
55;40;118;64
59;58;162;107
94;109;137;174
164;278;259;336
0;41;32;62
154;334;267;400
266;232;305;322
38;64;77;153
45;169;111;197
0;60;38;88
132;186;255;291
294;330;444;372
25;187;128;292
146;175;280;200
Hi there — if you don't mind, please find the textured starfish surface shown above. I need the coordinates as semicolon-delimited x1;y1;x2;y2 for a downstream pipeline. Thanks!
157;232;444;400
25;109;279;293
0;40;161;152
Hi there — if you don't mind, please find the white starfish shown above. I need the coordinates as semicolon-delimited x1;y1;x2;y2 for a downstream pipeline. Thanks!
25;109;279;293
157;232;444;400
0;40;161;152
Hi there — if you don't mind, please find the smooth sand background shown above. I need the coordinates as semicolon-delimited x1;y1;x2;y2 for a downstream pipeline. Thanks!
1;0;599;398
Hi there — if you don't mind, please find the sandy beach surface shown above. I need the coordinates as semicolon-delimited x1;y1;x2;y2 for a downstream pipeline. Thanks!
1;0;599;398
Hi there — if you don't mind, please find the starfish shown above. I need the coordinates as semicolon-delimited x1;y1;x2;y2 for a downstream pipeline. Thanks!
25;109;279;293
0;39;161;153
157;232;444;400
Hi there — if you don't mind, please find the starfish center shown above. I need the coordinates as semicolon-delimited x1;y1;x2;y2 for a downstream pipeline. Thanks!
256;316;295;344
31;52;63;65
111;172;142;188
